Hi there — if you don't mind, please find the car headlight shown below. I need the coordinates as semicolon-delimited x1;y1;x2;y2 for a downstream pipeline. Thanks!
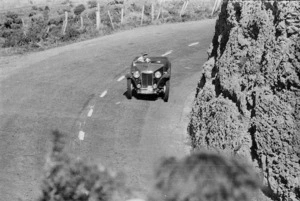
133;71;140;78
155;71;162;78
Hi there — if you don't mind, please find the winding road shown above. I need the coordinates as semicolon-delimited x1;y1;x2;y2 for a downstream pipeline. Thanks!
0;19;215;201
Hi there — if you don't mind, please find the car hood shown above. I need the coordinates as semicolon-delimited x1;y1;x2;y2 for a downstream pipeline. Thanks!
134;63;164;72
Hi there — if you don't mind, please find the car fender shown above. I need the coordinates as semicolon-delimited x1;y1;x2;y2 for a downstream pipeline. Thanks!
125;73;132;79
157;73;170;86
126;73;139;88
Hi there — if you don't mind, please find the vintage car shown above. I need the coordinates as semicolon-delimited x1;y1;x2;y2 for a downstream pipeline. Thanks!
126;56;171;102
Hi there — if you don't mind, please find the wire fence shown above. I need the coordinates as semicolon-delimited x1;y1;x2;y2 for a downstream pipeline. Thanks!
0;0;214;14
0;0;216;52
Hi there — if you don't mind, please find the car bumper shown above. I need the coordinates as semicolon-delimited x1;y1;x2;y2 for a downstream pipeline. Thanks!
136;86;162;94
137;87;155;94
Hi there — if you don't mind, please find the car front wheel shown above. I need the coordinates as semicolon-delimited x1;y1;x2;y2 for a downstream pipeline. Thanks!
163;80;170;102
127;79;133;99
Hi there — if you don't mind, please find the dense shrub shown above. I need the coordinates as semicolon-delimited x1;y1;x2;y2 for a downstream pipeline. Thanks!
88;0;98;8
2;30;27;47
74;4;86;16
2;11;22;29
48;15;64;26
32;6;38;10
0;12;25;47
39;130;130;201
149;151;261;201
61;26;80;41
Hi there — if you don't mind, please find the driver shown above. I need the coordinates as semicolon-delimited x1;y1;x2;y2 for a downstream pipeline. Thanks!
136;53;151;63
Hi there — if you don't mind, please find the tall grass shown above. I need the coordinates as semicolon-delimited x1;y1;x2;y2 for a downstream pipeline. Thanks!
0;0;216;54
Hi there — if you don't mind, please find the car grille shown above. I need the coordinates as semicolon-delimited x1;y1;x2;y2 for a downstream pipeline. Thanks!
141;73;153;88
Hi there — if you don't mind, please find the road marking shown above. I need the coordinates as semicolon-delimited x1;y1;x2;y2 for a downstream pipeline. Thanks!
188;42;199;47
116;102;121;105
100;90;108;98
161;50;173;56
117;75;125;82
126;199;146;201
185;67;192;69
87;106;94;117
79;131;85;140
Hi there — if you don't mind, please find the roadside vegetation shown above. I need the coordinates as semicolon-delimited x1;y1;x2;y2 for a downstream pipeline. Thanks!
41;130;262;201
39;130;132;201
0;0;216;55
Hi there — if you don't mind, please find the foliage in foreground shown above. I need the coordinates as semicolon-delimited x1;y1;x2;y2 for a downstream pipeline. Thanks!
39;130;265;201
39;130;130;201
149;151;261;201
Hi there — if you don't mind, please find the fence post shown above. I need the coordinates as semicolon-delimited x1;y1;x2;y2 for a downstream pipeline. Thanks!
151;3;154;22
156;0;165;20
183;0;189;15
96;3;101;30
141;5;145;26
180;1;186;17
121;8;124;24
211;0;218;16
107;10;115;30
62;11;68;35
80;15;84;29
21;18;27;36
156;3;162;20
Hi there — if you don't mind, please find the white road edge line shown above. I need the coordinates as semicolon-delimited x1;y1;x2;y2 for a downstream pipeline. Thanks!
79;131;85;140
161;50;173;56
100;90;108;98
126;199;146;201
117;75;125;82
188;42;199;47
87;107;94;117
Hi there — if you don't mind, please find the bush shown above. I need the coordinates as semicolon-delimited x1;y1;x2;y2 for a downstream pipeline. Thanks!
32;6;38;10
74;4;86;16
29;11;37;17
87;8;97;20
39;130;130;201
6;11;19;20
88;0;97;8
61;26;80;41
0;11;25;47
2;29;30;47
2;12;22;29
149;151;261;201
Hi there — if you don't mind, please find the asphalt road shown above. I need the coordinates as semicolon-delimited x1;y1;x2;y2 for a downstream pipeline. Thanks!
0;19;215;201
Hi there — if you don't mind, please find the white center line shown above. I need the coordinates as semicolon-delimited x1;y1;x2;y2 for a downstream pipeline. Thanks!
100;90;108;98
188;42;199;47
185;67;192;69
116;102;121;105
117;75;125;82
87;107;94;117
78;131;85;140
126;199;146;201
161;50;173;56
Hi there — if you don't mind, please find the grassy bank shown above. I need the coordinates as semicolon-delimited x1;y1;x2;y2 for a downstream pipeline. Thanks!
0;0;216;55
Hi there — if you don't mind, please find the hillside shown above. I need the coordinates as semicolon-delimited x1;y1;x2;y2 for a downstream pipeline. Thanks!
188;1;300;200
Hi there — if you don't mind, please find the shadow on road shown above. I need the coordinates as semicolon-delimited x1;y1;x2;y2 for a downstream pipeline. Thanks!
123;91;159;101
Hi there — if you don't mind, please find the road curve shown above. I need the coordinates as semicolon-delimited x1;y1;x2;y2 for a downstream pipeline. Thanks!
0;19;215;201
